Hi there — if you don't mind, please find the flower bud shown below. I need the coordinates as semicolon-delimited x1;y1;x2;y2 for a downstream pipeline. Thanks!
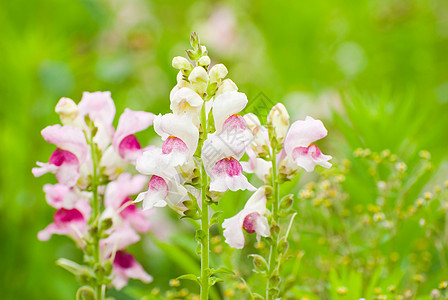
267;103;289;145
55;97;81;127
198;55;211;67
172;56;192;71
216;78;238;95
188;66;209;95
249;254;268;272
209;64;228;83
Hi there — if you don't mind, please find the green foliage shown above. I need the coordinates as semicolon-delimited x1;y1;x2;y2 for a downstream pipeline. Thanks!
1;0;448;299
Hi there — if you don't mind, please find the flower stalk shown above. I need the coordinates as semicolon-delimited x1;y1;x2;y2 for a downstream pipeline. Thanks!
200;96;210;300
88;129;105;300
266;145;280;300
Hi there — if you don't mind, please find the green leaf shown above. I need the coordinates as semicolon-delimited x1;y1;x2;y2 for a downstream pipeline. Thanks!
208;276;223;286
210;267;235;276
177;274;201;285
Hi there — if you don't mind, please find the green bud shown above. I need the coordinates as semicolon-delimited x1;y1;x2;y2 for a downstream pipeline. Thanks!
190;32;199;49
269;273;281;287
280;194;294;210
270;224;280;236
100;218;113;231
264;185;274;198
249;254;268;273
277;237;289;255
185;49;197;61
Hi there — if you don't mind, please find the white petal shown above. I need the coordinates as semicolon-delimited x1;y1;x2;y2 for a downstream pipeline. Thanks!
154;113;199;156
213;91;248;133
284;116;328;155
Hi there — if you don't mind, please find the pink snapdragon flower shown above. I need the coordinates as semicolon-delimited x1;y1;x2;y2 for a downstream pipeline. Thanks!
135;148;190;212
38;199;91;243
202;133;255;192
32;125;89;186
101;224;141;259
111;109;155;162
212;91;248;134
200;91;255;192
283;116;332;172
111;251;153;290
153;113;199;167
222;186;270;249
42;183;85;209
103;173;151;234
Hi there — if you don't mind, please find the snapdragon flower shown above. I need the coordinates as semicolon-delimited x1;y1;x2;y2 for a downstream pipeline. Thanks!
222;186;270;249
33;91;154;296
32;125;89;186
112;251;153;290
282;116;332;172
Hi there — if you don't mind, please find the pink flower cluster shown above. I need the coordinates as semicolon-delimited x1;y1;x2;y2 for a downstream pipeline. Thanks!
135;68;255;213
32;92;153;290
223;103;332;249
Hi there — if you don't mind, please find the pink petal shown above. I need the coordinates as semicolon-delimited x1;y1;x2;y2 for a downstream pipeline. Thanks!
284;116;328;155
113;109;154;153
41;125;88;162
78;91;115;126
161;136;190;166
112;251;152;290
43;184;79;209
154;113;199;157
292;144;332;172
213;91;248;133
101;225;140;259
104;173;147;210
118;135;142;160
209;158;255;192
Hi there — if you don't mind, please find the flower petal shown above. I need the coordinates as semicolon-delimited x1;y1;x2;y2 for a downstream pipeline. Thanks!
213;91;248;133
104;173;147;210
41;125;88;162
284;116;328;155
292;144;332;172
113;108;155;154
154;113;199;157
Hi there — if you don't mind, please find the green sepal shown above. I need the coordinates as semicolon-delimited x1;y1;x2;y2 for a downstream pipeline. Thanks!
195;229;206;244
210;211;223;226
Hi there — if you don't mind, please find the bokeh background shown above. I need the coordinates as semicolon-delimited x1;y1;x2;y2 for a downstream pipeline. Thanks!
1;0;448;299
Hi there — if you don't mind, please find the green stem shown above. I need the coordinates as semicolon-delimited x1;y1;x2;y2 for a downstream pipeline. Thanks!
200;102;210;300
266;148;280;300
89;134;104;300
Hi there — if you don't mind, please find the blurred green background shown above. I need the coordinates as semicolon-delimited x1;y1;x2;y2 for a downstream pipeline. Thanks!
1;0;448;299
